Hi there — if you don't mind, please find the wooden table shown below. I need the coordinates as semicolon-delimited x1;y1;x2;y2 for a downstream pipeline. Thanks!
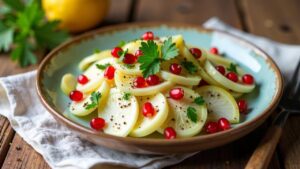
1;0;300;168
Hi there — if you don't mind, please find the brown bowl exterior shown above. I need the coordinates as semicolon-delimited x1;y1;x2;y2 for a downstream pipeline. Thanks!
36;22;283;154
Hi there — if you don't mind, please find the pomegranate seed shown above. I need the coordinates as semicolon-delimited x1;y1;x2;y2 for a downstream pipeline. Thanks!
169;88;184;100
242;74;254;85
198;80;208;87
123;53;137;64
210;47;219;55
237;99;248;114
169;63;182;75
135;50;143;58
134;76;147;88
104;66;115;80
216;65;226;75
142;102;155;117
90;117;105;131
111;47;123;58
205;122;219;134
226;72;238;82
77;74;89;85
69;90;83;102
189;48;202;59
218;118;231;131
164;127;176;139
142;31;154;40
146;75;160;86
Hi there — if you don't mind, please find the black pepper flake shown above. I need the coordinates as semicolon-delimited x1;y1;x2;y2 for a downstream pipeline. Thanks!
123;122;127;125
17;158;22;162
171;118;175;121
83;102;88;107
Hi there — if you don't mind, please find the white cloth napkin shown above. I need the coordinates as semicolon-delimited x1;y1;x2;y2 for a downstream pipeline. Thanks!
1;18;300;169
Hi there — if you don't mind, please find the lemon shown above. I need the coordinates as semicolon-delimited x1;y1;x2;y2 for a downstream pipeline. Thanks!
42;0;109;33
195;85;240;123
60;73;76;95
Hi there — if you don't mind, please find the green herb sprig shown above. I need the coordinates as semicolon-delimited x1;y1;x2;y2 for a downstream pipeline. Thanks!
194;96;205;106
0;0;69;67
138;37;179;78
187;106;198;123
85;92;101;110
227;63;237;73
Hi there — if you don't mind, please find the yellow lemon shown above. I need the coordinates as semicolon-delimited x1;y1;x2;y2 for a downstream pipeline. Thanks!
42;0;109;33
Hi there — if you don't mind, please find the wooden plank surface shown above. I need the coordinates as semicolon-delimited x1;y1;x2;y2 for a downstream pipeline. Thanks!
134;0;242;29
242;0;300;168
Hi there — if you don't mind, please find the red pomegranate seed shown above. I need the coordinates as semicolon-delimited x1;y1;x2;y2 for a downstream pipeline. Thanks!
135;50;143;58
90;117;106;131
189;48;202;59
210;47;219;55
164;127;176;139
69;90;83;102
169;88;184;100
218;118;231;131
142;31;154;40
226;72;238;82
169;63;182;75
104;66;115;80
77;74;89;85
216;65;226;75
242;74;255;85
146;75;160;86
237;99;248;114
205;122;219;134
142;102;155;117
123;53;137;64
111;47;123;58
134;76;147;88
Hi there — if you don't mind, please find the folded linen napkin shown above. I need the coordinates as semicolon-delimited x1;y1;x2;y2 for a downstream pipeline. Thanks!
1;18;299;169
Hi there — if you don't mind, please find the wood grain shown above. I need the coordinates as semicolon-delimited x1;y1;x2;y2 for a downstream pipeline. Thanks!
1;134;50;169
242;0;300;44
103;0;133;24
245;125;283;169
242;0;300;168
134;0;242;29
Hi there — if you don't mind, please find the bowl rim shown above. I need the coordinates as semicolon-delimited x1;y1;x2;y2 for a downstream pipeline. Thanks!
36;22;283;146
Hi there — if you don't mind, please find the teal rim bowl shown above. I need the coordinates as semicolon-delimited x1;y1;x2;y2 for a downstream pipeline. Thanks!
36;22;283;154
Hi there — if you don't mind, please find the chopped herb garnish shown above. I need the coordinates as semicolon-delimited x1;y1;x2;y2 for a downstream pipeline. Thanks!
194;96;205;105
124;64;135;69
85;92;101;110
123;92;131;100
138;37;179;77
161;37;179;60
96;63;111;70
94;49;101;54
118;40;126;47
187;107;198;123
181;61;197;74
119;48;128;61
227;63;237;73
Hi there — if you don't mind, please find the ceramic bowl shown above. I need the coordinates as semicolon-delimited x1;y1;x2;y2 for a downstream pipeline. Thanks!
36;23;283;154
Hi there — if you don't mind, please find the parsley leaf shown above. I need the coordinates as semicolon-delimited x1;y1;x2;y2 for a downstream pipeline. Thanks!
94;49;101;54
227;63;237;73
123;92;131;100
96;63;111;70
118;40;126;47
187;107;198;123
0;0;69;67
85;92;101;110
181;61;197;74
161;37;179;60
194;96;205;106
138;40;160;77
119;48;128;61
0;27;13;52
138;39;179;78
